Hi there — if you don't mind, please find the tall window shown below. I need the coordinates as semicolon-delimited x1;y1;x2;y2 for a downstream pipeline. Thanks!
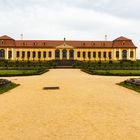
108;52;112;59
16;51;20;58
77;51;80;58
55;49;60;59
103;52;106;59
8;51;12;59
122;50;127;60
0;49;5;58
88;52;91;60
27;51;30;59
49;51;52;58
83;52;86;59
93;52;96;59
33;51;36;59
62;49;67;59
98;52;101;59
130;51;134;58
22;51;25;59
116;51;119;58
43;51;46;59
38;51;41;59
69;49;74;59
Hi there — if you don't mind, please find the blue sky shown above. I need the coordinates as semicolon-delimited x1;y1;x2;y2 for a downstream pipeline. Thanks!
0;0;140;58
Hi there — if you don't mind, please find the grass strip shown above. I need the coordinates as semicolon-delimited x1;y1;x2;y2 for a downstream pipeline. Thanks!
82;69;140;76
0;69;49;77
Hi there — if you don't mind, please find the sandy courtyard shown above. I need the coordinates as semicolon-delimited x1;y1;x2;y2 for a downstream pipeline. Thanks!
0;69;140;140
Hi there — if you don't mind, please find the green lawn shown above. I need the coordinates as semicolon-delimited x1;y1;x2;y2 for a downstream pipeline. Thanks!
84;70;140;76
0;82;19;94
0;69;49;77
118;82;140;93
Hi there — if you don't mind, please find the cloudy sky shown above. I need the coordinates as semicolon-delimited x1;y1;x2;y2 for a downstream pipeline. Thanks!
0;0;140;57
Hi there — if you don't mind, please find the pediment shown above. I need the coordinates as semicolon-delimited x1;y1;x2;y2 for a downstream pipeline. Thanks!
56;43;74;49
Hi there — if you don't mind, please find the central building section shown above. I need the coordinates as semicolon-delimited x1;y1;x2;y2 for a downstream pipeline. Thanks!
55;42;74;60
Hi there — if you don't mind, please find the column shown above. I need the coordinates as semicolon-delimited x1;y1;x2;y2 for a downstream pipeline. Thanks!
12;48;13;60
74;50;77;60
128;49;130;60
119;49;122;60
67;49;69;60
6;48;9;60
60;49;62;60
114;49;116;60
52;50;55;60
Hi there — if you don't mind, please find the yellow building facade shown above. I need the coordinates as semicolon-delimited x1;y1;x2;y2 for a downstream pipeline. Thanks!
0;35;137;61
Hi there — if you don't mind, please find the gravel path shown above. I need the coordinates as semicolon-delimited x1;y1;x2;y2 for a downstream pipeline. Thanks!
0;69;140;140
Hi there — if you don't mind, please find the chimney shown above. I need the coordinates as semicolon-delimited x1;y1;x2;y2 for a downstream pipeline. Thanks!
105;35;107;41
20;34;23;40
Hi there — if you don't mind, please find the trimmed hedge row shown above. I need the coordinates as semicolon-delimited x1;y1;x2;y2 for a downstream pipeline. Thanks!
73;60;140;76
73;60;140;70
0;60;57;69
0;69;49;77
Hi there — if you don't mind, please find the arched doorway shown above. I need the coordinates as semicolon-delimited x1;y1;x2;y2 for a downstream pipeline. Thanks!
0;49;5;59
122;50;127;60
62;49;67;60
55;49;60;60
69;49;74;60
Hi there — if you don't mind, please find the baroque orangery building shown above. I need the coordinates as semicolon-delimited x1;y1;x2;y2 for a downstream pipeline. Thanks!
0;35;137;61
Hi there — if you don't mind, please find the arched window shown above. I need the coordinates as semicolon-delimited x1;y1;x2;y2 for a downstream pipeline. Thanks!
116;51;119;58
103;52;106;59
83;52;86;59
55;49;60;59
130;51;134;58
88;52;91;60
43;51;46;59
0;49;5;59
69;49;74;59
98;52;101;59
27;51;30;59
33;51;36;58
8;51;12;59
122;50;127;60
77;51;80;58
62;49;67;59
108;52;112;59
22;51;25;59
38;51;41;59
48;51;52;58
93;52;96;59
16;51;20;58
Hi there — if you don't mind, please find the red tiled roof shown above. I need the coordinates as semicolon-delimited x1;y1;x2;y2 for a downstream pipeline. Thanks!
0;35;137;48
15;40;113;48
114;36;131;41
0;35;14;40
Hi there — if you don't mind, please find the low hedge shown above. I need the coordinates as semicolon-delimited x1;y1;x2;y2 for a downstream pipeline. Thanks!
118;82;140;93
0;82;19;94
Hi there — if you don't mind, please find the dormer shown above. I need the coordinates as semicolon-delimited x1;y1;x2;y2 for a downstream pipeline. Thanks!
0;35;15;46
113;36;136;48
